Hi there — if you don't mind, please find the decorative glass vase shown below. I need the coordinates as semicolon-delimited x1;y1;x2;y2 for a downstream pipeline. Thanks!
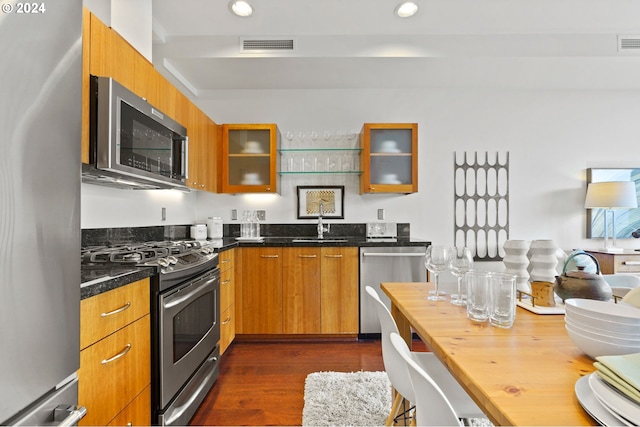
527;239;559;284
503;240;531;293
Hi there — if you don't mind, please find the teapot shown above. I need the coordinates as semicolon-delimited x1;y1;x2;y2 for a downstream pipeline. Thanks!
554;251;612;302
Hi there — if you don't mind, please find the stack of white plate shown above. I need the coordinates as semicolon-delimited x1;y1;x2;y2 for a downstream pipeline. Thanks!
565;299;640;359
576;372;640;426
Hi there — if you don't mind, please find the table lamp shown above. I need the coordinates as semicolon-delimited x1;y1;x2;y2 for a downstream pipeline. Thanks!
585;181;638;253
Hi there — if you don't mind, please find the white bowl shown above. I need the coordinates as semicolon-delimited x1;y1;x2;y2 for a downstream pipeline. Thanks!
564;298;640;325
566;325;640;359
565;316;640;339
565;309;640;335
565;321;640;345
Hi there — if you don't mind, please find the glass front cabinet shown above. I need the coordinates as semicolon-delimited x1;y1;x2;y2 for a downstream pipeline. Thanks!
360;123;418;194
219;124;280;193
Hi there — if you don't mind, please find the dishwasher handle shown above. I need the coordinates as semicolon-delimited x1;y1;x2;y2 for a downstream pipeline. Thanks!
362;252;427;257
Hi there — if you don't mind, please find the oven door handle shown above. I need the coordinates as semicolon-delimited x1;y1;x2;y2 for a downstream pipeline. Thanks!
163;272;218;309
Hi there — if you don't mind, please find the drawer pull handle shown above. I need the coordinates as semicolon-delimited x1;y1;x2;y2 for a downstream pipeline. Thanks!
260;255;279;258
298;255;317;258
623;261;640;265
221;259;230;263
101;344;131;365
100;302;131;317
222;316;232;325
324;254;343;258
222;279;232;285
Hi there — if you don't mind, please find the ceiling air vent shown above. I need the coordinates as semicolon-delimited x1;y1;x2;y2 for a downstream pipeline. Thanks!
618;35;640;53
240;37;295;53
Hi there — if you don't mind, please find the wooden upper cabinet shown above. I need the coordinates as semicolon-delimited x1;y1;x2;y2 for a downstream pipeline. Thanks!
82;9;218;193
219;124;280;193
360;123;418;194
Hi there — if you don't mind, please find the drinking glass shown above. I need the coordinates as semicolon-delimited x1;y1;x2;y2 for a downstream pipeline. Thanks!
489;273;517;328
466;270;490;322
425;245;450;301
448;247;473;306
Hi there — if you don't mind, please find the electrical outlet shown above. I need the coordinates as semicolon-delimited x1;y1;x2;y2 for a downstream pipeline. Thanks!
257;209;266;221
377;209;385;220
161;207;167;221
231;209;238;220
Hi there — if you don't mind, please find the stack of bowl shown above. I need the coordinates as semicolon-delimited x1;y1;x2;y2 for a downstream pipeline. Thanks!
565;298;640;359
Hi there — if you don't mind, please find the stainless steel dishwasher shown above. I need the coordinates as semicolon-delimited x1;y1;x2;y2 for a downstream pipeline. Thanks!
360;245;427;337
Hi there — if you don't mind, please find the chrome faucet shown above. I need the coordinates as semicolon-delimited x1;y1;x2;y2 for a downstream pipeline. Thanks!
317;200;330;239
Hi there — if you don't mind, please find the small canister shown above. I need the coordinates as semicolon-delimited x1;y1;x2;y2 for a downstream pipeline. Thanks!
190;224;207;240
207;217;223;239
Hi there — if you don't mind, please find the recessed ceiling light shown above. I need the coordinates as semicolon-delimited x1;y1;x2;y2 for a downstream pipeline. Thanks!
395;2;418;18
229;1;253;17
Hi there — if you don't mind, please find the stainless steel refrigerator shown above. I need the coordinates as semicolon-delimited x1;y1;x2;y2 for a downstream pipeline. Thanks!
0;1;85;425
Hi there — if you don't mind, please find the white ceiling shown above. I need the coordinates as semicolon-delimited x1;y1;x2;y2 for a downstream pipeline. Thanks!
151;0;640;97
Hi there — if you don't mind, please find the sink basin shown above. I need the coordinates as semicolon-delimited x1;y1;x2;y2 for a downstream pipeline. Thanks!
291;239;349;243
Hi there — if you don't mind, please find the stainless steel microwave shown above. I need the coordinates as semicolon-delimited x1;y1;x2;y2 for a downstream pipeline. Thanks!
83;75;189;190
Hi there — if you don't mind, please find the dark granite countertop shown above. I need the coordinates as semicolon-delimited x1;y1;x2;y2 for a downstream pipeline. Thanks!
80;265;156;300
80;223;430;299
213;236;429;249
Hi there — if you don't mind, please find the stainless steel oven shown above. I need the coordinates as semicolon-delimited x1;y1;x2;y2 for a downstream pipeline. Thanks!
157;267;220;426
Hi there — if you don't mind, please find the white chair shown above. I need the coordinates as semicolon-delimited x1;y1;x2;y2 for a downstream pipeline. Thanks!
603;274;640;299
390;332;463;427
365;286;487;426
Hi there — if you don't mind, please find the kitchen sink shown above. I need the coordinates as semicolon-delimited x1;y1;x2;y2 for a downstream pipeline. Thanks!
291;238;349;243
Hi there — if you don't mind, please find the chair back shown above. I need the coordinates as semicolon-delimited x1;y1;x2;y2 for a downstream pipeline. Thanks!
365;286;416;402
390;333;463;427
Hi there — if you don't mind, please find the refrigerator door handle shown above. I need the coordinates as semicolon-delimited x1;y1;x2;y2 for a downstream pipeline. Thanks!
53;405;87;426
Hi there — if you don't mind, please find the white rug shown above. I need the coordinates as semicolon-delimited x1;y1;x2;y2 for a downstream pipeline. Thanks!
302;371;391;426
302;370;494;427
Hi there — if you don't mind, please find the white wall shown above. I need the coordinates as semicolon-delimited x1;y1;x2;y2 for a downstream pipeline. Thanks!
81;184;196;228
191;87;640;255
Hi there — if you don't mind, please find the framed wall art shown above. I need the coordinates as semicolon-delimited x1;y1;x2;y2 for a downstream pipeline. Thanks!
296;186;345;219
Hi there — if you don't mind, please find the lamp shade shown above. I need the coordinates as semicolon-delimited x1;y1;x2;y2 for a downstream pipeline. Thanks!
585;181;638;209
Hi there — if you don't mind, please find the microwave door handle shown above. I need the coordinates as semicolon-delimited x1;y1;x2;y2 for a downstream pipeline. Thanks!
184;136;189;181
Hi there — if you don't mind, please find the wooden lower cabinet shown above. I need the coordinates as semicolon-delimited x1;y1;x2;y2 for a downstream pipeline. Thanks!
240;247;283;334
78;279;151;426
283;247;322;334
219;249;236;354
239;246;358;335
320;247;359;334
107;385;151;427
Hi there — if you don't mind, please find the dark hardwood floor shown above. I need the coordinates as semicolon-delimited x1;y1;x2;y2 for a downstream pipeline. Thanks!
190;339;389;426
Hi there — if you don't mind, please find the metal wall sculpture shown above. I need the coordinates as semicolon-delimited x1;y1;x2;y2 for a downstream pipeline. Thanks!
454;152;509;261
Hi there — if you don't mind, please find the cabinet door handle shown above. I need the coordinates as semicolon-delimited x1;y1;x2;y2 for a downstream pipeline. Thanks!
221;259;231;264
222;279;232;285
260;255;279;258
100;302;131;317
101;343;131;365
222;316;232;325
623;261;640;265
298;255;317;258
324;254;343;258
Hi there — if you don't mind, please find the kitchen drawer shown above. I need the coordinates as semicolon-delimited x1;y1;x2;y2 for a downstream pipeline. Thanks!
219;249;235;272
220;304;235;355
587;251;640;274
611;254;640;273
79;314;150;426
221;267;235;312
80;278;150;350
107;385;151;427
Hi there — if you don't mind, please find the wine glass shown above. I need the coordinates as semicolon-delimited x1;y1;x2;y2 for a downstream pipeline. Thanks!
425;245;450;301
448;247;473;306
